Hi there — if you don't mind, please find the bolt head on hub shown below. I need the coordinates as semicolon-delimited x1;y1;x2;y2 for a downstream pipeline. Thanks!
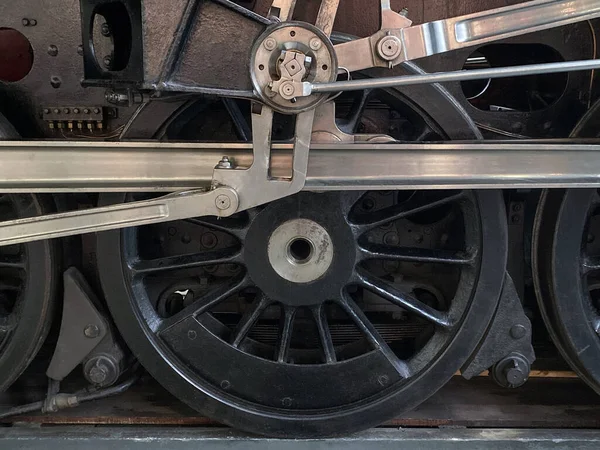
215;195;232;211
377;35;402;61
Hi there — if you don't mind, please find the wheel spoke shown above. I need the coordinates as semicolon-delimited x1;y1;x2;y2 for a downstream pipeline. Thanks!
184;216;247;236
130;248;241;275
156;274;250;334
338;89;372;134
355;268;452;328
0;315;17;336
340;191;368;216
231;294;271;348
0;256;25;270
222;98;251;142
582;256;600;274
311;304;336;363
350;191;465;233
359;243;475;266
0;279;21;292
592;316;600;335
276;306;296;363
338;291;411;378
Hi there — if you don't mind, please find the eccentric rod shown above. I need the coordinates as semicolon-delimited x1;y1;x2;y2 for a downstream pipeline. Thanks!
306;59;600;94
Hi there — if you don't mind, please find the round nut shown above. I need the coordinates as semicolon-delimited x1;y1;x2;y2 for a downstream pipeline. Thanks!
88;366;108;384
215;194;231;211
279;81;296;100
309;37;322;51
510;324;527;339
263;37;277;51
377;35;402;61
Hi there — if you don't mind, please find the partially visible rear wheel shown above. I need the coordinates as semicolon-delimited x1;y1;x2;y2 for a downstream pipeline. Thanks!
0;113;59;392
0;193;58;392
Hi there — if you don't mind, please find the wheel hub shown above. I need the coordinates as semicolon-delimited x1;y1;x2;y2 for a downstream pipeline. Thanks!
267;218;334;284
244;193;356;307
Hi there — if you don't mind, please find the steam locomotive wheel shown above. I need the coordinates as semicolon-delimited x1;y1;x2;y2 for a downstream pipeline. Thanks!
0;194;58;392
533;100;600;394
0;113;58;392
98;188;506;437
533;189;600;393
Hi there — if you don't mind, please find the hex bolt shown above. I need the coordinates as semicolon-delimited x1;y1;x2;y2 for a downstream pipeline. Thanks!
77;45;84;56
22;18;30;26
84;324;100;338
281;397;293;407
309;37;322;51
103;55;112;68
30;19;37;26
48;45;58;57
263;37;277;51
216;156;234;169
215;195;232;211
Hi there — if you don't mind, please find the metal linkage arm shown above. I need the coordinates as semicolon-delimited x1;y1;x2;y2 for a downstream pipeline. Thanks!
213;105;315;211
335;0;600;73
0;188;238;247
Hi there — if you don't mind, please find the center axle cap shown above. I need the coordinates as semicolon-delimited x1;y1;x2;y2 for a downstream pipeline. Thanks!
267;218;334;284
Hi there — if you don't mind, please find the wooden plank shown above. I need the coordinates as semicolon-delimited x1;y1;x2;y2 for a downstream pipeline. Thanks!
2;376;598;428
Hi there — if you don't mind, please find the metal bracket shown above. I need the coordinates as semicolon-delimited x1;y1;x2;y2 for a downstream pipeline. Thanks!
311;101;395;143
46;268;126;387
334;0;600;73
46;268;110;381
213;104;315;212
461;273;535;385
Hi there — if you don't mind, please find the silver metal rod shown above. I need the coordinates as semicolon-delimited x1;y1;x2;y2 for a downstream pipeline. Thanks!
2;141;600;192
402;0;600;61
0;187;238;246
309;59;600;94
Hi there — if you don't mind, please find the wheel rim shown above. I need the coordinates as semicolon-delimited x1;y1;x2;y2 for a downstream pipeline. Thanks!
98;188;506;436
533;188;600;392
0;194;57;392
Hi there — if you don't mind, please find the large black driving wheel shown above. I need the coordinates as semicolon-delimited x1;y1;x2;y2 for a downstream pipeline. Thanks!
533;188;600;393
0;194;58;392
0;113;58;392
97;188;506;437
